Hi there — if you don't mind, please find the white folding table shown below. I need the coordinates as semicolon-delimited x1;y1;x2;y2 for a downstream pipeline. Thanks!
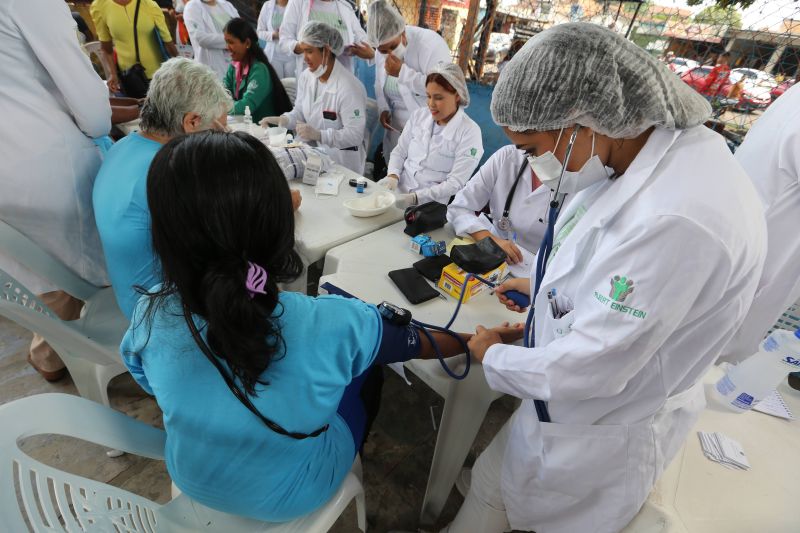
321;221;521;525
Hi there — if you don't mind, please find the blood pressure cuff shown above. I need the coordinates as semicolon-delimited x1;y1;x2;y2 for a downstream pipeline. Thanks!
375;320;421;365
450;237;506;274
403;201;448;236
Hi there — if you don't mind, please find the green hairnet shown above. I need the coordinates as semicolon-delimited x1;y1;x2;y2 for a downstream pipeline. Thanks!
491;23;711;138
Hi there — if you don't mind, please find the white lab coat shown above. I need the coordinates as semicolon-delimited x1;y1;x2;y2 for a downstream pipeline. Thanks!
183;0;239;79
282;60;367;174
387;106;483;205
0;0;111;294
278;0;368;76
482;126;766;533
256;0;296;79
447;145;549;254
374;25;452;157
719;83;800;364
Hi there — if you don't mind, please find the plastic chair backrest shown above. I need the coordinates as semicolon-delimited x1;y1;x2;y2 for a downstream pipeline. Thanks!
0;393;166;533
82;41;115;81
280;77;297;105
0;269;115;367
0;219;99;301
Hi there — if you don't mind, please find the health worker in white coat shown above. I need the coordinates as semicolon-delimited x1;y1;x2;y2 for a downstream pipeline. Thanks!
0;0;111;380
718;82;800;364
279;0;373;76
366;0;452;159
447;145;550;273
184;0;240;79
448;23;767;533
262;21;367;175
378;63;483;208
257;0;296;79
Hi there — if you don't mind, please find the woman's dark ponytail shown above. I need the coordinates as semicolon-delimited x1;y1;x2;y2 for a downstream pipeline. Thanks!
145;131;302;396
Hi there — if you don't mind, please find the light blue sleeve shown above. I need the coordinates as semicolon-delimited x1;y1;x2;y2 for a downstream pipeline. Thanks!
316;295;383;378
119;297;155;395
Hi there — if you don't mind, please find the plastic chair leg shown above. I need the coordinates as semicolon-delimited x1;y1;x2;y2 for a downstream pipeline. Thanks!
58;351;112;406
356;490;367;532
418;369;498;526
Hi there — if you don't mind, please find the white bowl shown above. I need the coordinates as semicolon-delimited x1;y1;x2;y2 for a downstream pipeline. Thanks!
343;190;395;217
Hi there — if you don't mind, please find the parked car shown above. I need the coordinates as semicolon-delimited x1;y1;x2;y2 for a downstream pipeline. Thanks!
667;57;699;76
680;66;771;110
728;68;776;104
771;78;796;100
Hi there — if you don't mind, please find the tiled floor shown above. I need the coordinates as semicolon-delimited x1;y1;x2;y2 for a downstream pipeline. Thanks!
1;316;517;532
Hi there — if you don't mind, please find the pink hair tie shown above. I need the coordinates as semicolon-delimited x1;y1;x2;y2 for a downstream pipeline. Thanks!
246;261;268;298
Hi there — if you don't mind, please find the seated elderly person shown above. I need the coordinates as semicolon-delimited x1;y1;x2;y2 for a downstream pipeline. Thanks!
93;57;301;320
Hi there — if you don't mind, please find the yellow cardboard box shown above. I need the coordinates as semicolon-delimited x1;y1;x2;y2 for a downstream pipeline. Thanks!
437;262;508;303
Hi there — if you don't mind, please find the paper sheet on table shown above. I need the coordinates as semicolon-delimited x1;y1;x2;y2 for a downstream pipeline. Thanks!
507;245;536;279
314;174;343;196
753;390;794;419
698;431;750;470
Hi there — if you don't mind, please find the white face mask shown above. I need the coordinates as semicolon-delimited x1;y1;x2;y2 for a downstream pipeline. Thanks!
310;48;329;78
391;42;406;60
526;128;610;194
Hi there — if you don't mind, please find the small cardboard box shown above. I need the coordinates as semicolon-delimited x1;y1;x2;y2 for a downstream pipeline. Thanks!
437;262;508;303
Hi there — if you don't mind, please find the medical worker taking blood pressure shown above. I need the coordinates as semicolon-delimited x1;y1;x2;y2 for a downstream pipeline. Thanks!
437;23;767;533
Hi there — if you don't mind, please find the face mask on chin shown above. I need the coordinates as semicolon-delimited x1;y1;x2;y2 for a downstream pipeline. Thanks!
310;48;329;78
526;128;610;195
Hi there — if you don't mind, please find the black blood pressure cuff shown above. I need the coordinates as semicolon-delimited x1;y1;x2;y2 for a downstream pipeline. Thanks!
375;318;421;365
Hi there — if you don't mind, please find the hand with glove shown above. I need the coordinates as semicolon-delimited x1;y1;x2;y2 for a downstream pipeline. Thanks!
395;192;417;209
377;174;399;190
296;122;321;142
260;116;288;128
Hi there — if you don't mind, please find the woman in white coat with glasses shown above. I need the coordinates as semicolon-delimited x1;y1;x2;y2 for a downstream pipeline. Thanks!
262;21;367;175
432;23;767;533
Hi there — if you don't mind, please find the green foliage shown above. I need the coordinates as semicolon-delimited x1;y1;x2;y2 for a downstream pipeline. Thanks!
693;5;743;29
687;0;755;9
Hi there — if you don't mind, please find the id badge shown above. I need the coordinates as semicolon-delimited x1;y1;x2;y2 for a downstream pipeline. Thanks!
323;110;337;120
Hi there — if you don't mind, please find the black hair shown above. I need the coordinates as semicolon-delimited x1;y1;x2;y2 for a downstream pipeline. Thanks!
223;17;293;115
144;131;302;395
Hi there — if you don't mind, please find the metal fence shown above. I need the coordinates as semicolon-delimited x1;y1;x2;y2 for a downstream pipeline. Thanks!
432;0;800;144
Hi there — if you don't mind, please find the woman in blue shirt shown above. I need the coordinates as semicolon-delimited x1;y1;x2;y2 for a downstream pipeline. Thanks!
121;130;521;522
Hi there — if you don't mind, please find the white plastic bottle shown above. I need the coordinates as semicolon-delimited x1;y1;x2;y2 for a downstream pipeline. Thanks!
714;328;800;412
243;106;253;134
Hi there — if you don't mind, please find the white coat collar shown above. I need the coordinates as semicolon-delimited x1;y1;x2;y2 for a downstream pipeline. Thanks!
425;107;468;141
319;59;348;95
540;127;683;289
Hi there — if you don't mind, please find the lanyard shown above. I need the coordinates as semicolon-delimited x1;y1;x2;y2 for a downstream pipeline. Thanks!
524;126;581;424
497;159;529;232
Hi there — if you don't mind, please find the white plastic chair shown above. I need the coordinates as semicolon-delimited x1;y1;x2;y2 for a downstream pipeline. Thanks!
0;220;128;407
1;393;367;533
280;77;297;105
82;41;115;81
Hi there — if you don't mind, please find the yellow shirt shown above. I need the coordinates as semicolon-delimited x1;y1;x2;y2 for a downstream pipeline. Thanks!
91;0;172;78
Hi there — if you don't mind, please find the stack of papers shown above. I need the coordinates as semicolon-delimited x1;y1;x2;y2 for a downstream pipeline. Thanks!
698;431;750;470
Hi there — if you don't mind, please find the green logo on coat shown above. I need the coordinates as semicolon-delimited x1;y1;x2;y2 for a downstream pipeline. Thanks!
354;109;361;117
609;275;634;302
470;148;477;157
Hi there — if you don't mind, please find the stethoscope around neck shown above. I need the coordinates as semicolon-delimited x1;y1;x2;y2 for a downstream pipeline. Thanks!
523;125;581;424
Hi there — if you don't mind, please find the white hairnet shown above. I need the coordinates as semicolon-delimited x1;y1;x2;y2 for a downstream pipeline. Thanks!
366;0;405;46
428;63;470;107
300;21;345;56
491;23;711;138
